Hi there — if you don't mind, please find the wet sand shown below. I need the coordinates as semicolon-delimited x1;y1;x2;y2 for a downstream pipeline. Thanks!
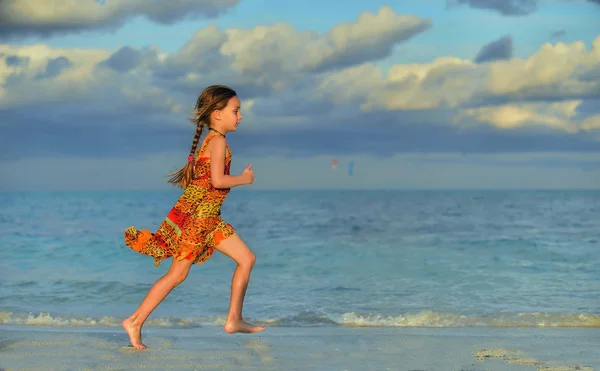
0;325;598;370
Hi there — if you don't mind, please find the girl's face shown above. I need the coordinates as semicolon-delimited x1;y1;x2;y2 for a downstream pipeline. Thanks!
214;96;242;133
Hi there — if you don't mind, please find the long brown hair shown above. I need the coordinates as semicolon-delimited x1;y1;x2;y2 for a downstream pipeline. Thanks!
166;85;237;189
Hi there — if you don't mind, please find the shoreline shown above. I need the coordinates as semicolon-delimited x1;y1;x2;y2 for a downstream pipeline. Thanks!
1;325;598;371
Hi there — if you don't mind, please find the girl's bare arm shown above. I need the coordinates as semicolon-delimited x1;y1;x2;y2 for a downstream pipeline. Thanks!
209;136;249;189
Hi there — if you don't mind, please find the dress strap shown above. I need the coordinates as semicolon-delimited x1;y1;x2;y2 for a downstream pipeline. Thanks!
198;128;226;154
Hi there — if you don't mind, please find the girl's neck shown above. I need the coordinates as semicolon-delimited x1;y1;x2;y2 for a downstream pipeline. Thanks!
208;126;226;137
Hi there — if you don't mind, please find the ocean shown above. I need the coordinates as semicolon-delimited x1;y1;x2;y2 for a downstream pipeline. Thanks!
1;189;599;370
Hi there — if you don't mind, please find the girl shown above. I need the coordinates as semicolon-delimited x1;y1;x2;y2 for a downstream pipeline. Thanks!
122;85;264;350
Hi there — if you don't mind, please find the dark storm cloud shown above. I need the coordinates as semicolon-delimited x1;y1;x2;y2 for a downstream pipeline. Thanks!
474;35;513;63
244;119;600;157
447;0;600;16
447;0;538;16
98;47;145;73
0;0;240;40
2;107;600;162
0;110;184;160
5;55;29;67
35;57;73;80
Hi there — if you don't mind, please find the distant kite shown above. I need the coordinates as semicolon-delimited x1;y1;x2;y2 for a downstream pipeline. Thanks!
348;161;355;176
332;160;338;168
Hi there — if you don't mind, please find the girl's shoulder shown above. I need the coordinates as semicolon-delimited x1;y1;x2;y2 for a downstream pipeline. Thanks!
202;133;231;157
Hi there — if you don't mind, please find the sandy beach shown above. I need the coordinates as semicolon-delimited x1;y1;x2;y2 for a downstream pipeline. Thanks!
0;325;598;371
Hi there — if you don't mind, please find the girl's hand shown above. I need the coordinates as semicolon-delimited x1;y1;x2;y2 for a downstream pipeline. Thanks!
241;164;254;185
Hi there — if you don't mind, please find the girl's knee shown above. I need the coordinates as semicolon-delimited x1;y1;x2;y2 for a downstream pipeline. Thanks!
175;270;189;285
167;269;188;286
214;234;256;268
241;251;256;268
167;260;191;285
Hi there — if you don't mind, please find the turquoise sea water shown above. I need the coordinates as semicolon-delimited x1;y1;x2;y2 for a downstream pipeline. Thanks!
1;190;598;329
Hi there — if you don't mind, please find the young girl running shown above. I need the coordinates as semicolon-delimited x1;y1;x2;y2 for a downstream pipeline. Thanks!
122;85;264;350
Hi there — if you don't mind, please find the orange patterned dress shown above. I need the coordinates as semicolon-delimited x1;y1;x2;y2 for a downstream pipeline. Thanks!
124;130;236;267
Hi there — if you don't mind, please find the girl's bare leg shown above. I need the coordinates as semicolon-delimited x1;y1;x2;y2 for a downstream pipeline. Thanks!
122;257;193;349
213;233;264;334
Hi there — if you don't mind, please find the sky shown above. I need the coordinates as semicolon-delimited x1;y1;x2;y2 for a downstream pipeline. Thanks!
1;0;599;191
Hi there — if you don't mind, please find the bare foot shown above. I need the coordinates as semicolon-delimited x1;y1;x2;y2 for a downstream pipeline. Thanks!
122;318;147;350
224;319;265;334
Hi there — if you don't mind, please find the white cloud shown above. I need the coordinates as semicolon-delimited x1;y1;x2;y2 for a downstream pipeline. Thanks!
0;0;240;38
163;6;430;96
581;114;600;130
456;100;584;132
0;43;181;115
379;56;480;110
300;6;431;72
217;6;430;75
317;36;600;117
484;38;600;98
0;44;110;108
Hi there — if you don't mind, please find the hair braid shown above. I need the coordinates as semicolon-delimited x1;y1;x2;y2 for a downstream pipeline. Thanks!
189;122;204;157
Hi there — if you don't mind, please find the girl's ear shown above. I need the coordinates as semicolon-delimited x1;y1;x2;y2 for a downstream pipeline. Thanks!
212;109;222;121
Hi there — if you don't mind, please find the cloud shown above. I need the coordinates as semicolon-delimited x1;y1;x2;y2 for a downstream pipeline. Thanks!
98;46;145;73
297;6;432;72
0;8;599;163
482;37;600;102
0;6;432;107
318;35;600;115
0;44;109;109
447;0;538;16
447;0;600;16
0;0;240;40
35;56;73;79
152;6;431;98
5;54;29;67
3;100;599;164
474;35;513;63
318;56;482;111
456;100;585;132
581;114;600;130
551;30;567;39
223;6;431;75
